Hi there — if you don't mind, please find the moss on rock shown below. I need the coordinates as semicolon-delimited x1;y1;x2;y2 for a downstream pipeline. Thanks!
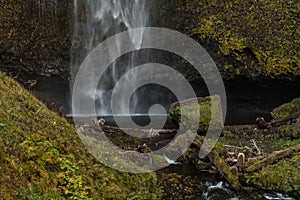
244;152;300;197
169;96;223;133
168;0;300;79
271;98;300;119
218;97;300;197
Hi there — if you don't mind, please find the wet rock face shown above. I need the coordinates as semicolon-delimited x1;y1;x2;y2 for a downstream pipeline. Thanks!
0;0;72;80
1;0;299;83
165;0;300;80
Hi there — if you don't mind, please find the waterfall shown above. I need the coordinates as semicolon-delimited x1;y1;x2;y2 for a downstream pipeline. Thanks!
72;0;157;115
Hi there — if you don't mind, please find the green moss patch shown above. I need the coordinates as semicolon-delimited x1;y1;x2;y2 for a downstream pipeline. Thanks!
245;152;300;197
169;96;223;133
220;122;300;197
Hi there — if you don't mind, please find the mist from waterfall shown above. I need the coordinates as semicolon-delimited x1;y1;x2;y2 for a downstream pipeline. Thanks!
71;0;157;115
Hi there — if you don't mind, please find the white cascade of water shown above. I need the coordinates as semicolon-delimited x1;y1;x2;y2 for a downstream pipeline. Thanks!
72;0;154;115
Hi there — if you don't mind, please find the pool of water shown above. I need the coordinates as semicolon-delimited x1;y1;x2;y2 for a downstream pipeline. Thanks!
69;114;177;129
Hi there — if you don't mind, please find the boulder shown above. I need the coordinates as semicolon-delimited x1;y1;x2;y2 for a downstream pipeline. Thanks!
169;96;223;133
271;98;300;119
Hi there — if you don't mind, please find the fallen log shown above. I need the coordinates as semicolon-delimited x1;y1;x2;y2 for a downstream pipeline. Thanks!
256;114;299;129
208;144;241;190
246;143;300;172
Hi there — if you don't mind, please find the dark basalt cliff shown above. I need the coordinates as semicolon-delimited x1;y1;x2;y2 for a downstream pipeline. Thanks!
0;1;72;111
0;0;71;81
2;1;299;82
165;0;300;81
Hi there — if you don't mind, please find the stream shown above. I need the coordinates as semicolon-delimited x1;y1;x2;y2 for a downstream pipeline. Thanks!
158;164;295;200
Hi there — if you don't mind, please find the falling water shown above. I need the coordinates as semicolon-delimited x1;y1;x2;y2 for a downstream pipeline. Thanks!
72;0;157;115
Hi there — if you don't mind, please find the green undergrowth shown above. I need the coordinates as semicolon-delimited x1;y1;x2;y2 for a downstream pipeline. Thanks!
244;151;300;197
0;71;161;199
220;124;300;196
271;98;300;119
219;134;300;196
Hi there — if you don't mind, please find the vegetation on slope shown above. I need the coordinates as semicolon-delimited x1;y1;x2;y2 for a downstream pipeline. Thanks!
0;71;161;199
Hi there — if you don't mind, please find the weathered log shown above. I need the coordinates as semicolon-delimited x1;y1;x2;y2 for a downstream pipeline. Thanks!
208;144;241;189
270;113;300;127
256;114;299;130
246;143;300;172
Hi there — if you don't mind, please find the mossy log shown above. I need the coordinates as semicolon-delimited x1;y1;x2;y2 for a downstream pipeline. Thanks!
208;144;241;190
246;144;300;173
256;114;299;129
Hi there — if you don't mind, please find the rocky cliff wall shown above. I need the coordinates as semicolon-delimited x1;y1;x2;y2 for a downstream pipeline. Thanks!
165;0;300;80
0;0;71;81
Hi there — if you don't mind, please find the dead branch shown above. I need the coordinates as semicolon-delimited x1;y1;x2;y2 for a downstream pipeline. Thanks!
223;145;245;150
250;139;262;155
246;143;300;172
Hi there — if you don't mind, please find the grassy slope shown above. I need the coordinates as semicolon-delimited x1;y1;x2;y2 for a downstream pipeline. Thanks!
0;71;161;199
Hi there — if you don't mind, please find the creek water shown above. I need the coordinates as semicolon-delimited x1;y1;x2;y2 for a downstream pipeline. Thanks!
159;165;295;200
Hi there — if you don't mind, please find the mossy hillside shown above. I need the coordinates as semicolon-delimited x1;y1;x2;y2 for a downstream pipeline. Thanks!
0;71;161;199
169;0;300;79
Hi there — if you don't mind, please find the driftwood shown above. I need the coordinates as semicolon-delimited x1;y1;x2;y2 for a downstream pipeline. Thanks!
246;143;300;172
223;145;245;150
224;139;263;158
250;139;262;156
